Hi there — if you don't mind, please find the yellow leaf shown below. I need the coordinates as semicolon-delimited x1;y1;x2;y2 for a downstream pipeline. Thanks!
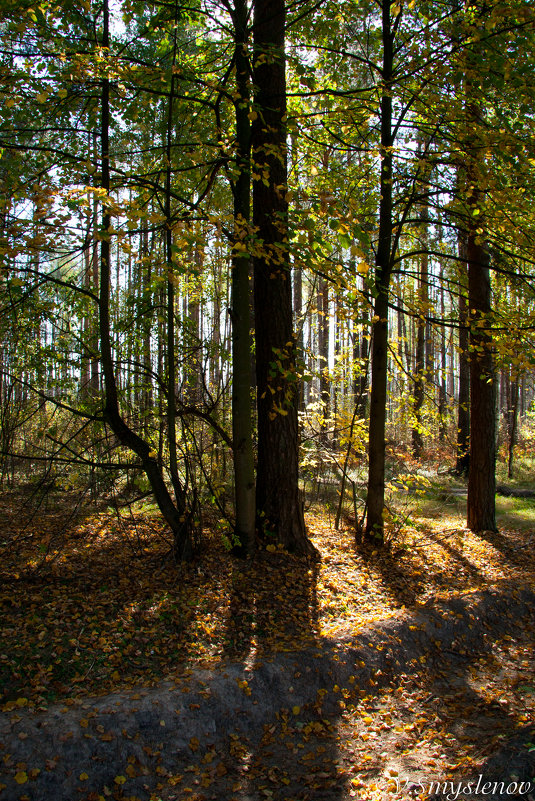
14;771;28;785
6;98;15;108
79;772;89;781
266;544;277;552
114;775;127;785
15;697;28;707
292;705;300;715
111;670;120;681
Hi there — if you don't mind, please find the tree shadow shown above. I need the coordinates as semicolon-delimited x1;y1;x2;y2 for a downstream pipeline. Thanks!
474;524;535;570
2;490;535;801
214;549;353;800
352;535;484;610
424;657;535;800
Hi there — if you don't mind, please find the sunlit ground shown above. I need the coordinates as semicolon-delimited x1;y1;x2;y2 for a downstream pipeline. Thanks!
0;466;534;710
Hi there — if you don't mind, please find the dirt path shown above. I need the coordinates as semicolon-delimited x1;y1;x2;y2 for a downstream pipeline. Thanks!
1;583;534;801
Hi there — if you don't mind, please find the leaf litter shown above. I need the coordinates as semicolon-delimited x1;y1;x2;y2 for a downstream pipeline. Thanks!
0;491;534;800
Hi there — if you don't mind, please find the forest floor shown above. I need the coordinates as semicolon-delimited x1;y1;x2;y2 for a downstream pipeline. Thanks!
0;473;534;801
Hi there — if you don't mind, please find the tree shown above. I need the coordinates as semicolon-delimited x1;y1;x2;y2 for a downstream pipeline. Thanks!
364;0;395;542
251;0;311;553
229;0;256;553
463;38;496;532
97;0;193;555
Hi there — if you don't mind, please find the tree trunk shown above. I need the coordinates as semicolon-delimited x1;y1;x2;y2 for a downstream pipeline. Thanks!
455;245;470;476
466;226;496;531
318;276;330;438
438;268;448;442
98;0;191;557
165;14;187;513
464;27;496;532
252;0;311;553
365;0;394;542
412;255;426;458
507;375;519;479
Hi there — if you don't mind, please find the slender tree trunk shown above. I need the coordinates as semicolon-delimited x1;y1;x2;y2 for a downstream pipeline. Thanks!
412;200;429;457
318;276;330;437
184;223;203;404
438;269;448;442
80;221;91;396
230;0;256;553
141;224;153;439
165;14;187;512
252;0;311;553
507;375;519;479
97;0;190;556
412;255;426;457
293;254;305;412
292;145;306;414
365;0;394;542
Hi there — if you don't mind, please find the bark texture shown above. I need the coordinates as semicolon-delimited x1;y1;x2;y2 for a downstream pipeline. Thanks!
465;28;496;533
466;229;496;531
252;0;311;553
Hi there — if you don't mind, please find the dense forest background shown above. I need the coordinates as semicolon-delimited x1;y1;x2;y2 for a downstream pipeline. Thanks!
1;0;535;556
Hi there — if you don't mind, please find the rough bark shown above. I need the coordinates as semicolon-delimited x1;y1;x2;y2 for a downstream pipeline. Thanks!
464;32;496;532
252;0;311;553
455;262;470;477
466;226;496;531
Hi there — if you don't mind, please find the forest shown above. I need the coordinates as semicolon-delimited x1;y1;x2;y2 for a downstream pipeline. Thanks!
1;0;535;800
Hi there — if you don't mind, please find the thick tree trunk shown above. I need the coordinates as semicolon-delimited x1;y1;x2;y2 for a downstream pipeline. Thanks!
466;227;496;531
464;33;496;532
252;0;311;553
455;243;470;476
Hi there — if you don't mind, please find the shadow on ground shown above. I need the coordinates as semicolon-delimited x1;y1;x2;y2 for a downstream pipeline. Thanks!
1;583;534;801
